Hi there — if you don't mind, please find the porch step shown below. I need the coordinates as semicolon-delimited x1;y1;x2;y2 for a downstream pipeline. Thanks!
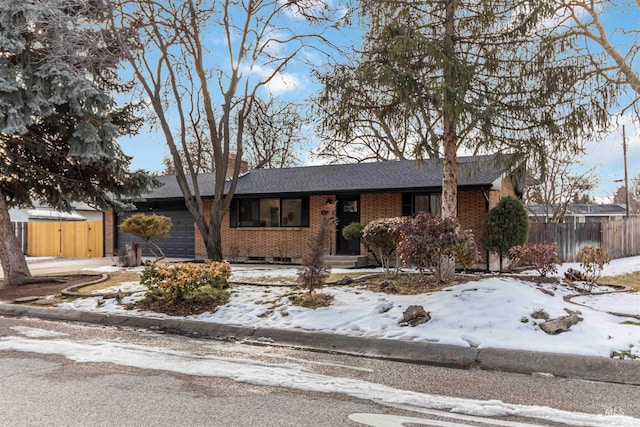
324;255;368;269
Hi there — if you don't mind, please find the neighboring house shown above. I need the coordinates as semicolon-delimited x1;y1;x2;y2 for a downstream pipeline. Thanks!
9;202;103;223
9;202;104;258
527;204;627;224
106;154;523;270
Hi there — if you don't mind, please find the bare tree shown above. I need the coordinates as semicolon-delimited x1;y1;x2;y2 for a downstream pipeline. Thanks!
161;97;305;174
111;0;340;260
551;0;639;104
244;97;306;169
524;149;600;223
613;173;640;216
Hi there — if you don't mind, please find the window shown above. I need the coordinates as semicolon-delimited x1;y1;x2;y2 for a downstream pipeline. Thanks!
342;200;358;213
231;197;309;228
281;199;302;226
402;193;442;217
260;199;280;227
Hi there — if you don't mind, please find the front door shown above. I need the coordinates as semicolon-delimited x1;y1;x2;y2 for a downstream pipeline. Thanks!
336;195;361;255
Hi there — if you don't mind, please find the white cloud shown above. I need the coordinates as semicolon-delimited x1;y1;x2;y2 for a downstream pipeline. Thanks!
266;72;302;94
239;62;303;95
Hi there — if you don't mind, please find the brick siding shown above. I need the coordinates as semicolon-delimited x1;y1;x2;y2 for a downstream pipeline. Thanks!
110;175;517;270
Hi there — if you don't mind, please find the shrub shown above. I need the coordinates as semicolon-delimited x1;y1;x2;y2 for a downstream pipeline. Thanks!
342;222;364;242
397;213;478;283
120;213;172;261
454;229;480;271
481;197;529;272
362;217;406;275
298;218;332;293
141;261;231;302
509;243;561;277
577;246;611;291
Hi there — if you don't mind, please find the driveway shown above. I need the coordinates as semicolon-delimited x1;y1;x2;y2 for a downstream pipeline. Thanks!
0;257;115;279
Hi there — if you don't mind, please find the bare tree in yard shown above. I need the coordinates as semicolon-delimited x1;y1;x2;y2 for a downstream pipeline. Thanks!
112;0;340;261
524;149;599;222
0;0;156;287
613;173;640;216
551;0;639;103
326;0;614;280
161;97;305;174
244;97;306;169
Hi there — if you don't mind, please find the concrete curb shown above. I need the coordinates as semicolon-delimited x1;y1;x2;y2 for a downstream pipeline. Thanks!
1;303;639;385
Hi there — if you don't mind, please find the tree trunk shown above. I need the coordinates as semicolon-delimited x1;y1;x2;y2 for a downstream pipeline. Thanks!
206;216;224;261
125;242;142;267
0;192;32;286
439;0;458;283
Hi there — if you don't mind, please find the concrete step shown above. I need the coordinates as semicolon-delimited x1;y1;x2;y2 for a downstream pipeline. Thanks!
324;255;368;269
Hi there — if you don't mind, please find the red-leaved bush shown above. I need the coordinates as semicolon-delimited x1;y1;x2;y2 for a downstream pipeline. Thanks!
508;243;561;277
397;213;478;283
362;217;406;275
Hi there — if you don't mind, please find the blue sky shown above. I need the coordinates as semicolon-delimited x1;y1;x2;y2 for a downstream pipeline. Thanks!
116;1;639;202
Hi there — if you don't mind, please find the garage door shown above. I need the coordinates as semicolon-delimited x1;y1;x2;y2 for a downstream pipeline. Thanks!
117;209;195;259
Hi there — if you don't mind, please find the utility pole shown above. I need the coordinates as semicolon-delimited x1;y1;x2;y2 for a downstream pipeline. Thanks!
623;125;630;218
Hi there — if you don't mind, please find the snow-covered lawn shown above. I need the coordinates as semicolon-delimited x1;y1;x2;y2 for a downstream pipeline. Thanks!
64;256;640;360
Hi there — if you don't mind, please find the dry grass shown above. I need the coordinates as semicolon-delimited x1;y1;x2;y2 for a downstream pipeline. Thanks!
356;272;472;295
232;271;371;286
326;272;374;282
600;272;640;291
289;292;335;308
77;270;143;294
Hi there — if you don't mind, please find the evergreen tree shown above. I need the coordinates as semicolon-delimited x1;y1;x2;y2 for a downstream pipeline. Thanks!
0;0;156;286
482;197;530;272
320;0;614;280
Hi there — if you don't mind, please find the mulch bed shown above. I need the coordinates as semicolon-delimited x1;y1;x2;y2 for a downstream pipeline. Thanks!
0;274;102;302
132;293;229;317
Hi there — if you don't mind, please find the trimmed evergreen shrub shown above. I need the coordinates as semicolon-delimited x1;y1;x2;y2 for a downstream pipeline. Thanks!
120;213;172;261
481;197;530;271
342;222;364;241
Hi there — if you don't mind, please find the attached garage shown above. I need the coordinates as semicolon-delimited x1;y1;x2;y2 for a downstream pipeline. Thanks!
116;202;195;259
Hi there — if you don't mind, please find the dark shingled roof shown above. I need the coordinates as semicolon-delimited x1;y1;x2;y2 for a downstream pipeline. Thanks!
140;154;510;200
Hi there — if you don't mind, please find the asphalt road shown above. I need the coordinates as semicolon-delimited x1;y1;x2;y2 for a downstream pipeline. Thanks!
1;316;639;427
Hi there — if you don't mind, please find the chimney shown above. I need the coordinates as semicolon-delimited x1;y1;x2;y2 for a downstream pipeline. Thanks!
226;153;249;179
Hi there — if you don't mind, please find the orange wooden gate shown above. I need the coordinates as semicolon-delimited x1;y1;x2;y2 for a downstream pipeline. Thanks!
27;221;103;258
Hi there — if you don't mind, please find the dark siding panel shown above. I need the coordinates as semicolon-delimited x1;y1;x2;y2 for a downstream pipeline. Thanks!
117;209;195;258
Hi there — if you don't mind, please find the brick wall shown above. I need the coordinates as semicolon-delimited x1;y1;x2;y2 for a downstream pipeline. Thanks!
190;180;518;267
458;190;488;265
212;196;332;262
358;193;402;255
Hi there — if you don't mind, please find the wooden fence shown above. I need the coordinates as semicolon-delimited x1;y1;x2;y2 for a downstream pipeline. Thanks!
528;217;640;262
27;221;103;258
